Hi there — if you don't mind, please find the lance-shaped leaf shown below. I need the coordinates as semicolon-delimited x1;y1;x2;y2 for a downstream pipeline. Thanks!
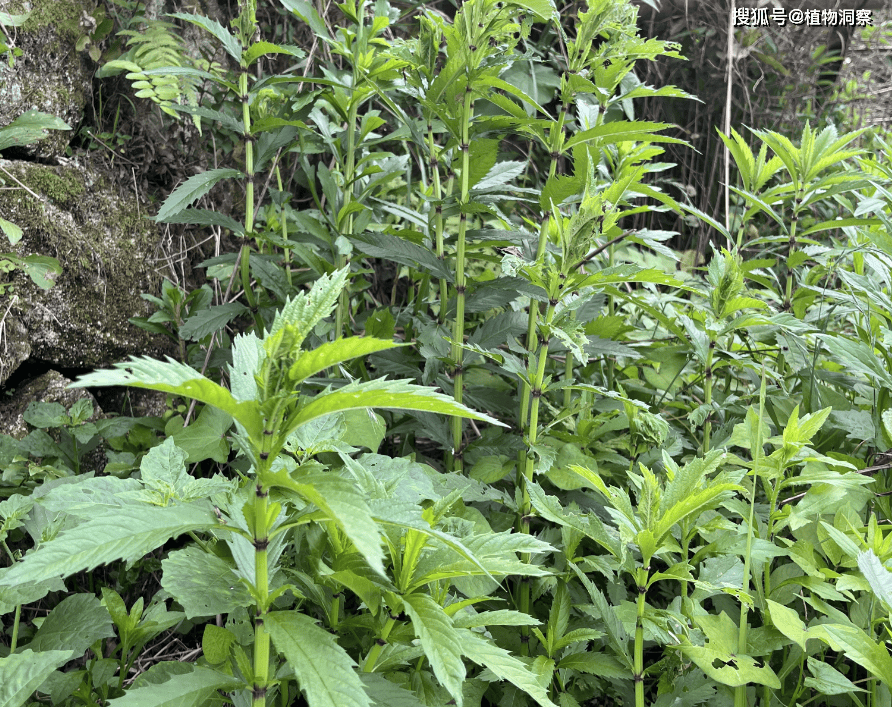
106;666;242;707
527;481;620;557
359;674;427;707
179;303;249;341
350;231;454;282
153;208;245;234
403;593;466;707
279;0;334;44
810;622;892;684
458;629;559;707
69;356;264;440
288;338;403;384
166;12;242;61
266;611;370;707
282;378;505;440
411;530;554;587
155;168;242;222
564;121;684;149
858;549;892;612
568;563;632;669
0;504;219;587
652;483;740;543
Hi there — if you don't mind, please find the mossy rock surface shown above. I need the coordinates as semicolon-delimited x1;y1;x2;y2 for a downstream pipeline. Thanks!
0;0;92;159
0;155;174;385
0;314;30;386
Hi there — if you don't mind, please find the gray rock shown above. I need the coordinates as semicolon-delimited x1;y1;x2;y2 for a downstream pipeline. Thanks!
0;312;30;386
0;369;97;440
0;0;93;160
0;155;174;386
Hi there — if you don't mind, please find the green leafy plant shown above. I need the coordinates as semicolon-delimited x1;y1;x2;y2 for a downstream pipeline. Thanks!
0;267;518;707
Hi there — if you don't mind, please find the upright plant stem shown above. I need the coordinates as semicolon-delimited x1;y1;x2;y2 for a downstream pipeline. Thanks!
275;166;292;289
634;566;649;707
703;340;715;454
449;86;473;472
518;301;557;654
252;461;272;707
427;122;448;322
518;105;569;482
362;615;397;672
238;64;263;332
335;99;360;339
735;367;767;707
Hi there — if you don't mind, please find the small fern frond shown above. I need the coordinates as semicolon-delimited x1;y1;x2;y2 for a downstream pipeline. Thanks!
101;16;220;124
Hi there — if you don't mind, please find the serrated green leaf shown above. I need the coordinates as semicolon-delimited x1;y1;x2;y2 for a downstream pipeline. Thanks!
403;593;465;706
106;665;241;707
339;408;386;452
29;593;114;654
0;504;218;586
69;356;263;440
564;121;681;150
453;610;541;629
170;405;233;465
166;12;241;61
368;500;494;582
154;208;245;234
266;611;371;707
0;650;75;707
244;40;303;64
359;674;426;707
817;335;892;389
179;303;248;341
0;576;67;617
155;168;242;222
0;110;71;150
510;0;557;20
350;231;454;282
556;652;627;679
459;629;558;707
161;546;252;619
269;268;348;343
278;0;334;44
568;563;631;668
267;470;384;577
284;379;505;440
653;483;740;543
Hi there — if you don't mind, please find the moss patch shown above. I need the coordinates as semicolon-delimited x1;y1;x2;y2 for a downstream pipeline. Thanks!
20;165;85;208
12;0;86;43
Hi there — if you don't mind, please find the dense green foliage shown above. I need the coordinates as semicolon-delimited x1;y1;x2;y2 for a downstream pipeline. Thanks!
4;1;892;706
